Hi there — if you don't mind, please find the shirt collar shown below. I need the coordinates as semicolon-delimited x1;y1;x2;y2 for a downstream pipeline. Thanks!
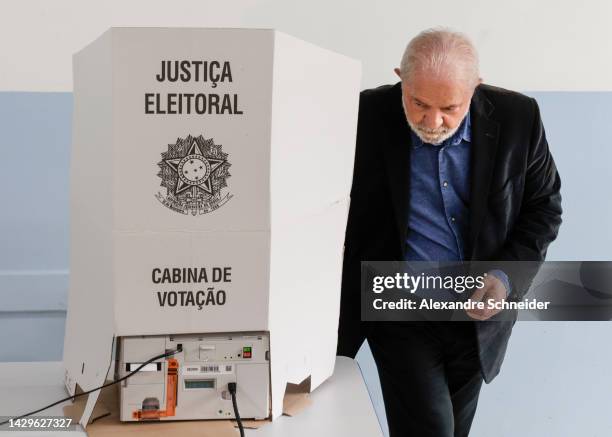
410;110;472;149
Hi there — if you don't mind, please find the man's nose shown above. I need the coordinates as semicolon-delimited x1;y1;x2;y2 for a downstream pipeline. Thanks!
422;111;443;129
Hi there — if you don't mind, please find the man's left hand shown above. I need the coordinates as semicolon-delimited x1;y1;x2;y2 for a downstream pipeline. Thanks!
466;274;508;321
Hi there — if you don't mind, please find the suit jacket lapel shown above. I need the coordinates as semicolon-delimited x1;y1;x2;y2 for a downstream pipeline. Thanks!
468;86;500;259
382;83;412;248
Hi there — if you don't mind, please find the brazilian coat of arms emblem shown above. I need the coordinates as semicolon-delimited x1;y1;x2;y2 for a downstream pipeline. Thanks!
155;135;232;215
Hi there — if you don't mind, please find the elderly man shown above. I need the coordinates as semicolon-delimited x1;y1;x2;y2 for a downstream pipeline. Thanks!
337;29;562;436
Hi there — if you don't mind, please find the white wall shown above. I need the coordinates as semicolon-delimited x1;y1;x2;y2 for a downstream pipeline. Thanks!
2;0;612;92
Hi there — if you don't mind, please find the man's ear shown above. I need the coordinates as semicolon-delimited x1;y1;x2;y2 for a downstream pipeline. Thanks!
394;68;402;79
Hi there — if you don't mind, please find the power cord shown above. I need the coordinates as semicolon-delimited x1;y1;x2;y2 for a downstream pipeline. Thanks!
0;345;183;426
228;382;245;437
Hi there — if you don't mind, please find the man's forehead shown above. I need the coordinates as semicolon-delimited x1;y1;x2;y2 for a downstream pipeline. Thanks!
404;75;472;105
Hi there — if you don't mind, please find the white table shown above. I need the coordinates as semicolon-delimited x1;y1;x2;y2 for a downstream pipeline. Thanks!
0;357;383;437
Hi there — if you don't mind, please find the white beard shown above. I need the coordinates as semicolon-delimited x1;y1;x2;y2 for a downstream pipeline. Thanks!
407;119;460;145
402;97;468;145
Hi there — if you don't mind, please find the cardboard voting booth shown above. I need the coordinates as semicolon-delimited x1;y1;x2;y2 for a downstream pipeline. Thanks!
62;27;361;428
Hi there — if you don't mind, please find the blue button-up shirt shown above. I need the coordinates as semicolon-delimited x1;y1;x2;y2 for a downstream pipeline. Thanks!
405;112;472;262
404;111;510;295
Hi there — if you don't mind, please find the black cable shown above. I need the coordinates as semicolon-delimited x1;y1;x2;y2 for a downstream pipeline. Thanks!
0;345;183;426
228;382;245;437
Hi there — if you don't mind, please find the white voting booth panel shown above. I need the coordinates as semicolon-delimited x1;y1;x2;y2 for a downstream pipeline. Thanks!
62;27;360;426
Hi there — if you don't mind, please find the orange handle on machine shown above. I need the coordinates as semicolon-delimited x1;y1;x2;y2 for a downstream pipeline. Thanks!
132;358;179;420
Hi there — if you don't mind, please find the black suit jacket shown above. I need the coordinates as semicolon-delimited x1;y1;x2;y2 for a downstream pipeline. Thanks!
337;82;562;382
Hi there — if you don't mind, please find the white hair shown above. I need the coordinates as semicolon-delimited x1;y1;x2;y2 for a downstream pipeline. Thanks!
399;27;480;87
